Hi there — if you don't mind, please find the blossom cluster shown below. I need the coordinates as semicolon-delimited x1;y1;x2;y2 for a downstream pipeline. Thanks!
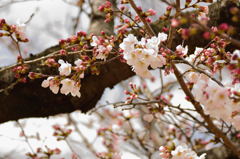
185;40;230;73
0;18;28;42
98;0;113;23
90;35;113;60
12;64;29;82
39;31;117;98
159;144;206;159
228;50;240;83
115;7;157;34
97;124;122;159
26;147;61;159
187;72;240;130
52;124;73;141
41;59;84;98
119;33;167;78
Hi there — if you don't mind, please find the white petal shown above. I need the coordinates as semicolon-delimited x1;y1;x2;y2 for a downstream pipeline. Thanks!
41;79;49;88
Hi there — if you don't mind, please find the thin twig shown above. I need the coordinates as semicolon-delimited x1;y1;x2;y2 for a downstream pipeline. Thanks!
128;0;155;36
16;121;35;154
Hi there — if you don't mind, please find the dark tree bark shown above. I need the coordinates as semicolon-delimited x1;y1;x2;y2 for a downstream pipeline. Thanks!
0;0;239;124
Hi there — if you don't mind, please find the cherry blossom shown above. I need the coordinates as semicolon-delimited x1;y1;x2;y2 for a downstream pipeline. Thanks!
60;78;81;97
90;36;99;46
119;34;138;53
171;144;206;159
185;47;203;64
90;35;113;60
74;59;83;67
41;77;59;94
58;59;72;76
188;72;240;130
146;9;157;16
143;114;154;122
231;50;240;64
15;20;27;41
159;146;170;159
176;45;188;57
120;33;167;78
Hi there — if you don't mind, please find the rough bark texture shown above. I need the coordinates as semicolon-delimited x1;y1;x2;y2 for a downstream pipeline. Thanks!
0;0;239;124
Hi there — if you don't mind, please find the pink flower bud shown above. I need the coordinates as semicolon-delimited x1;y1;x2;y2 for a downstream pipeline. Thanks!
167;6;172;11
185;96;191;101
19;77;27;83
236;133;240;138
162;27;169;32
137;6;142;12
218;23;229;31
0;19;6;26
120;6;126;11
145;17;152;23
105;1;112;8
77;31;86;37
147;9;157;16
60;49;67;55
98;5;104;11
203;32;210;39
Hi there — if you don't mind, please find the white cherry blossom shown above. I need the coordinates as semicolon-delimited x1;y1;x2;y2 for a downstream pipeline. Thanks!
189;73;240;129
90;36;99;46
233;49;240;57
171;144;206;159
150;55;166;69
41;76;53;88
194;47;203;55
185;54;196;64
231;50;240;63
60;78;81;97
49;84;60;94
106;45;113;52
134;68;152;78
176;45;188;56
91;36;113;60
158;32;168;42
15;19;27;40
186;72;200;83
120;33;168;78
186;47;203;64
74;59;83;67
58;59;72;76
41;76;59;94
119;34;138;53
